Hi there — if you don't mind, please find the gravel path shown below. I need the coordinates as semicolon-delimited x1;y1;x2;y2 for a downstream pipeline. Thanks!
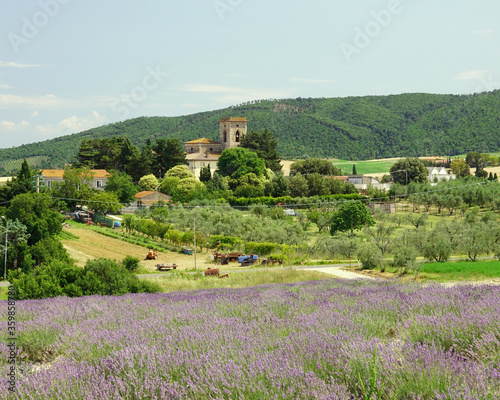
296;265;377;280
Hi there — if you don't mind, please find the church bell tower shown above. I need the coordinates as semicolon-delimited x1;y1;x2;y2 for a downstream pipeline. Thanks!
219;117;248;151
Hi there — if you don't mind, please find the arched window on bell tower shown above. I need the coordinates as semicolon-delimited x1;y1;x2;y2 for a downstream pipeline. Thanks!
235;130;240;142
223;131;227;142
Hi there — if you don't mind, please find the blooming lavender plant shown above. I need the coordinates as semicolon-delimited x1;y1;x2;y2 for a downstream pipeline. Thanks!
1;280;499;399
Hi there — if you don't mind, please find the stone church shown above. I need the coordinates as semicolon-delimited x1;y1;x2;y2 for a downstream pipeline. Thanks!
184;117;247;179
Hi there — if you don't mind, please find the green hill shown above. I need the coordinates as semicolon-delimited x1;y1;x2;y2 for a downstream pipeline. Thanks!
1;91;499;174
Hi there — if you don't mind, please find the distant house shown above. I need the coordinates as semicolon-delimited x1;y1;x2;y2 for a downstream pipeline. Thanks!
131;191;171;210
0;177;12;186
41;169;110;190
427;167;455;183
345;175;392;191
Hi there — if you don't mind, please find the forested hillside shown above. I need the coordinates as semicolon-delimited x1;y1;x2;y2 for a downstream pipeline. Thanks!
1;90;499;174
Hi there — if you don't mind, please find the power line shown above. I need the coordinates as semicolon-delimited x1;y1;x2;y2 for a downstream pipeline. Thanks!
0;180;496;211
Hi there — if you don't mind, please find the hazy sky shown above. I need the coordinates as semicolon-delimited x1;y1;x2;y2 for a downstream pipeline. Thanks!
1;0;499;148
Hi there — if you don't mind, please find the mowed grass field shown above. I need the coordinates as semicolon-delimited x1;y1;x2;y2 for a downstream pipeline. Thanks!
419;260;500;282
281;158;396;177
331;158;398;176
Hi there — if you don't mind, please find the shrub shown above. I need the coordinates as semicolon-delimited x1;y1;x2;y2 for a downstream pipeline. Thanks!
8;258;160;300
393;245;417;275
122;255;141;272
245;241;278;256
357;243;382;270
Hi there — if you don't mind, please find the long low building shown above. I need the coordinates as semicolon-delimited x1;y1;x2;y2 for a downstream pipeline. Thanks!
41;169;109;190
0;177;12;186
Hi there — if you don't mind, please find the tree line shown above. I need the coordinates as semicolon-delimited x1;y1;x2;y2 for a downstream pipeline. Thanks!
2;90;500;175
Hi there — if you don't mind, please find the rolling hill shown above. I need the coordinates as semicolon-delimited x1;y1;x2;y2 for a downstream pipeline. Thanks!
1;90;499;175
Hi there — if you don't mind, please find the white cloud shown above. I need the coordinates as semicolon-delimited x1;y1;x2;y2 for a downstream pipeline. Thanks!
454;70;489;80
31;111;39;117
35;111;108;139
185;84;294;103
291;78;334;84
0;93;63;108
185;84;242;93
472;29;495;36
0;84;13;89
0;61;43;68
0;120;30;131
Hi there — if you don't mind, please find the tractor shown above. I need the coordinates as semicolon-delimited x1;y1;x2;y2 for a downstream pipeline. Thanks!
146;249;158;260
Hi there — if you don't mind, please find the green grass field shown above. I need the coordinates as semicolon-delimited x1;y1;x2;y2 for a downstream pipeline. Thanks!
331;159;396;175
419;259;500;281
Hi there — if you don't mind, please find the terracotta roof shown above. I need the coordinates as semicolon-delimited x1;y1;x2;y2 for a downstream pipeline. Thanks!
135;191;156;199
41;169;65;178
134;191;172;205
330;176;349;181
91;170;109;178
184;138;220;144
41;169;109;178
219;117;248;122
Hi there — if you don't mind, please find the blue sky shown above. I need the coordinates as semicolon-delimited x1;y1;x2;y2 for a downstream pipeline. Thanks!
1;0;499;148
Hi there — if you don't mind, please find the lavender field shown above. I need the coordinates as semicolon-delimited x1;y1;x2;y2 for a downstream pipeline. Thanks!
2;280;500;399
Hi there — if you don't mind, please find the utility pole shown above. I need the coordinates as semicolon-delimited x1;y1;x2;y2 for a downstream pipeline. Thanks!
405;160;408;186
2;216;7;281
193;206;200;270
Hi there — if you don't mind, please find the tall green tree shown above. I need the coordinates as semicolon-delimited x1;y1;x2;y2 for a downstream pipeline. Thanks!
88;191;123;215
75;137;140;171
390;158;428;185
289;173;309;197
240;129;282;173
330;201;375;235
104;170;138;203
50;166;96;208
7;192;63;245
266;174;289;197
449;158;470;177
217;148;266;180
138;174;159;191
199;165;212;183
290;158;342;176
0;159;34;202
153;138;188;178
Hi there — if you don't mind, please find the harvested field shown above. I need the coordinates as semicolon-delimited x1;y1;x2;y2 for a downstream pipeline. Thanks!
61;226;213;271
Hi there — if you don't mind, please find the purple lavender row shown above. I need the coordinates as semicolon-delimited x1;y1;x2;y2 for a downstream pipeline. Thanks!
1;280;499;399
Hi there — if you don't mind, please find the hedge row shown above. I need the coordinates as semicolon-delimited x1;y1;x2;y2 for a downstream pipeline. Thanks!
91;226;171;252
226;194;366;208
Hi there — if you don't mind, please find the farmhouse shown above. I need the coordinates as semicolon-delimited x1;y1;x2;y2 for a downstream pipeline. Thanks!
41;169;110;190
185;117;247;179
345;175;392;191
427;166;456;183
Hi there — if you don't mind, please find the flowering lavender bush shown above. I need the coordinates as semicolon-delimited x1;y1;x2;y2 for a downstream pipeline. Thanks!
1;280;499;399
